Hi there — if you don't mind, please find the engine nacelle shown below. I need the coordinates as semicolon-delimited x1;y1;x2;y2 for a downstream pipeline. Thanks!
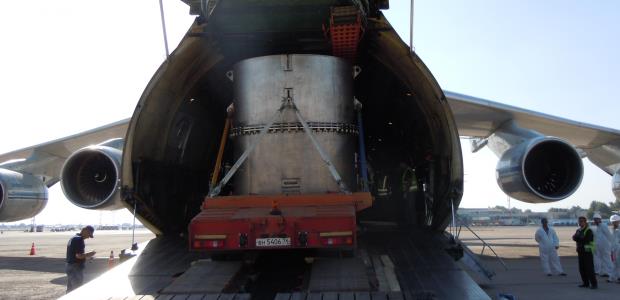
0;168;48;222
496;137;583;203
60;145;123;210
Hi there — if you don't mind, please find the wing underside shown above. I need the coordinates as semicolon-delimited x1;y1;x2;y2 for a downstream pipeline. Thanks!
445;91;620;175
0;118;129;185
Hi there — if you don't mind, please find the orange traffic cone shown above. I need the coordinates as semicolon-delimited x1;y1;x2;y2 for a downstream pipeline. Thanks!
108;250;115;268
29;243;36;255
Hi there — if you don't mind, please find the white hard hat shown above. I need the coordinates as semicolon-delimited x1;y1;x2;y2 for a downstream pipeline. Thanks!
593;213;602;219
610;215;620;222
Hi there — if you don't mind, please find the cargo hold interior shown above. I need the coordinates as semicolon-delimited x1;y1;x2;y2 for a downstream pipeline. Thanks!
122;9;463;236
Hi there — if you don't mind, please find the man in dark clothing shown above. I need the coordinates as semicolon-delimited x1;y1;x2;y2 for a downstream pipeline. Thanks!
572;216;597;289
399;163;419;226
65;225;96;293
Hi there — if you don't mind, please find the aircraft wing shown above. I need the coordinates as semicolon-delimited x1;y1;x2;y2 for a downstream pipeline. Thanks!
445;91;620;175
0;118;130;186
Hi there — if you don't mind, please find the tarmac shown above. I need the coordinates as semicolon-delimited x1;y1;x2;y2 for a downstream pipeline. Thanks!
0;226;619;300
0;229;154;300
459;226;620;299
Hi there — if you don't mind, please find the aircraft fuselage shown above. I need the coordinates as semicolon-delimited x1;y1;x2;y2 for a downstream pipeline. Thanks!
119;1;464;236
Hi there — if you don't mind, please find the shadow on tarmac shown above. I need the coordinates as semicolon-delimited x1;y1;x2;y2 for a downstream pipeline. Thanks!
0;256;109;274
50;275;67;286
0;256;66;273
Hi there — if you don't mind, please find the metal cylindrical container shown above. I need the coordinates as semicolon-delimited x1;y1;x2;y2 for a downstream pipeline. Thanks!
231;54;356;195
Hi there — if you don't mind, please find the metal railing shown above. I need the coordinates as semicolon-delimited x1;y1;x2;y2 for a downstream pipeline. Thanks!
458;223;508;270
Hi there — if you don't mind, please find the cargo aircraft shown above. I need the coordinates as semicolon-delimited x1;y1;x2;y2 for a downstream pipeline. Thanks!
1;1;619;299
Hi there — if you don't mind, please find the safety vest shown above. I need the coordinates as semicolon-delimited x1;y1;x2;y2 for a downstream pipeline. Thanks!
401;168;418;193
377;176;389;197
584;227;596;253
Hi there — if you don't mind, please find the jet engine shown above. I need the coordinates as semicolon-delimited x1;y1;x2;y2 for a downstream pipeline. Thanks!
496;137;583;203
0;168;48;222
60;143;123;210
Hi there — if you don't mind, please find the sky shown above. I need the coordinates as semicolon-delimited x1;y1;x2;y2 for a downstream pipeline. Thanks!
0;0;619;224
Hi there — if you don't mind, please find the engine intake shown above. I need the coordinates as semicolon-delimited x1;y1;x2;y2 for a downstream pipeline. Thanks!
60;145;123;210
0;168;48;222
496;137;583;203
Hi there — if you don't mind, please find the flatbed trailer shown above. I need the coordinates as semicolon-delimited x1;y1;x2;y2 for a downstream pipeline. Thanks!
189;193;372;251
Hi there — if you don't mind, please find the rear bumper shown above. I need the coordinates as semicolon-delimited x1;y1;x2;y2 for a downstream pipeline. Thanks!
188;193;372;251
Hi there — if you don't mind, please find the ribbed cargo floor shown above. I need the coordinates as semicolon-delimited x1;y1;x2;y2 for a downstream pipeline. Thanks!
82;229;490;300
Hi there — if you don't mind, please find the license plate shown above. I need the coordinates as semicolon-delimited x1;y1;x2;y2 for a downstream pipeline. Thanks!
255;237;291;247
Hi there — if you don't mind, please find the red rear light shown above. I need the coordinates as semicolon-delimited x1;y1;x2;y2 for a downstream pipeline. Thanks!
192;239;225;249
205;239;225;249
320;236;353;246
192;234;227;249
319;231;354;246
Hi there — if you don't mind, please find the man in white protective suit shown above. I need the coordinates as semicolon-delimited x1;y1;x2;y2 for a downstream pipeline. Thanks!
534;218;566;276
592;213;613;277
609;214;620;283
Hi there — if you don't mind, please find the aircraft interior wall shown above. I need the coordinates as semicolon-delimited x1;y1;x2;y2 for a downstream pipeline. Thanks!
130;58;450;235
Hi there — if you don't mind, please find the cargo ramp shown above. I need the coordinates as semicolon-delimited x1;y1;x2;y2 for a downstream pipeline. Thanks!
60;227;489;300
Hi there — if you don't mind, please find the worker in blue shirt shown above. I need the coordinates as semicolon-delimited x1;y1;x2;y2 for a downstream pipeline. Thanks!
65;225;96;293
